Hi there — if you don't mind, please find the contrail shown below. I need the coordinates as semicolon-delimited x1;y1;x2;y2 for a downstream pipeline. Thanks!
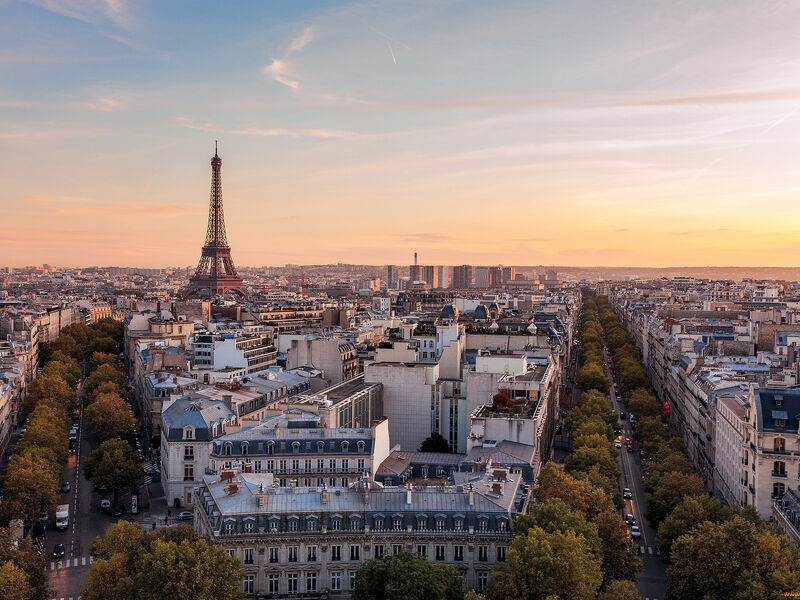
388;42;397;65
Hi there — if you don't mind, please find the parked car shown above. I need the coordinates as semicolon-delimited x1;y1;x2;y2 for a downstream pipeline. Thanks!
626;445;635;453
52;543;65;559
109;506;124;517
623;488;632;499
630;526;641;539
624;514;636;525
619;412;627;419
60;482;70;494
630;415;637;424
100;499;111;511
614;439;622;448
177;511;194;521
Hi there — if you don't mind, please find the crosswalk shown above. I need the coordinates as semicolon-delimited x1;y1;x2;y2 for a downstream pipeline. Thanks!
641;545;657;554
49;556;92;570
49;597;80;600
143;460;159;474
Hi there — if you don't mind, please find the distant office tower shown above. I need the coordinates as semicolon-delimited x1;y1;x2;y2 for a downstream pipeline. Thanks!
488;266;502;287
422;265;439;288
184;146;246;298
502;266;516;283
409;264;423;282
474;267;489;288
386;265;399;289
452;265;473;289
546;269;558;281
439;265;451;289
414;252;418;266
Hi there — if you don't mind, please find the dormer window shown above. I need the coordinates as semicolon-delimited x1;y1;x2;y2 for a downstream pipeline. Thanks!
241;443;249;456
357;441;365;453
183;427;194;440
317;441;325;452
267;442;274;455
292;441;300;453
224;443;232;456
341;441;349;452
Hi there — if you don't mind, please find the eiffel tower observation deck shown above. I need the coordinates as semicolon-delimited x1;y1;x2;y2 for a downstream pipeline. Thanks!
184;145;246;298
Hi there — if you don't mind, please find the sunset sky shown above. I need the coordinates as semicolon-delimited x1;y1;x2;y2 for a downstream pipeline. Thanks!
3;1;800;268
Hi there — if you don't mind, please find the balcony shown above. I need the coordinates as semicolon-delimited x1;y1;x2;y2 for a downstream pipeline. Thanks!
773;471;788;478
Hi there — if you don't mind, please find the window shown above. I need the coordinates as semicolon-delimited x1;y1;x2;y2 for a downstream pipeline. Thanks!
478;545;488;561
330;571;342;591
351;518;360;530
478;519;488;532
287;573;298;593
499;520;507;532
478;572;489;592
306;572;317;593
435;545;446;561
417;544;427;557
269;520;279;532
350;545;360;561
224;522;234;534
307;519;317;532
316;459;324;473
224;443;231;456
342;441;349;452
241;443;248;456
292;459;300;474
279;460;287;474
775;438;786;452
417;518;426;530
183;464;194;482
358;440;365;452
244;548;254;565
243;575;254;594
454;545;464;561
184;446;194;460
375;544;384;559
342;459;350;473
393;518;403;530
331;518;342;531
454;519;463;531
357;458;366;473
349;571;357;590
244;521;254;534
226;549;235;558
774;461;786;476
183;427;194;440
269;547;279;563
288;546;298;563
436;519;444;531
497;546;507;562
331;545;341;561
292;441;300;453
254;460;262;473
288;519;297;532
774;482;786;498
304;459;312;473
307;545;317;561
268;574;279;594
266;459;275;473
267;442;274;455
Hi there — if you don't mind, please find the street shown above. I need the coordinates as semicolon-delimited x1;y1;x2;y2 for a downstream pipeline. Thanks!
604;350;668;600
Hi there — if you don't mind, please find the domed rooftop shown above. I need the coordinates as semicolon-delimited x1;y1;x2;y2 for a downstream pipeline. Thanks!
474;304;490;321
488;301;500;312
441;304;459;321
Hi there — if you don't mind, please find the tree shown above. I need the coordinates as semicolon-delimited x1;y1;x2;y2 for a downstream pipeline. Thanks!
464;593;488;600
85;392;136;441
87;335;118;357
592;511;642;585
131;538;242;600
41;359;80;389
85;363;125;400
534;463;613;520
90;518;143;560
418;432;450;453
47;335;80;360
89;380;128;402
84;439;142;504
61;322;91;348
352;550;462;600
0;528;47;600
578;362;610;394
513;499;602;560
90;352;117;370
491;526;603;600
602;580;641;599
22;372;75;416
0;561;33;600
17;404;69;464
0;451;59;525
666;516;800;599
492;393;512;411
566;439;619;482
656;495;733;561
645;471;704;526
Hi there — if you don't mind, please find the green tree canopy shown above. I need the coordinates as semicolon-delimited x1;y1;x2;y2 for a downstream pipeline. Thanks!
602;580;641;599
0;561;33;600
85;392;136;441
418;432;450;453
352;549;462;600
0;528;47;600
514;499;602;560
85;363;125;400
645;471;704;526
0;451;59;525
41;359;80;389
84;439;142;502
491;526;603;600
17;404;69;464
592;510;642;585
90;352;117;370
534;463;613;520
656;494;733;561
578;362;610;394
22;372;75;416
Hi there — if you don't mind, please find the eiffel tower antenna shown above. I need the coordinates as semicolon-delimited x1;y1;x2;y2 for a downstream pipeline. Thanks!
183;144;246;298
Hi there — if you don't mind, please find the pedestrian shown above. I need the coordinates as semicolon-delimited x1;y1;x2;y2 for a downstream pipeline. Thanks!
164;515;168;525
152;521;156;531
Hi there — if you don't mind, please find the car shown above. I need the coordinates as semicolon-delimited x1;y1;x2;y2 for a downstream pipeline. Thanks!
32;522;46;538
623;488;632;499
630;415;637;424
100;499;111;511
177;511;194;521
613;383;619;388
109;506;124;517
624;438;632;445
630;526;641;539
619;412;627;419
627;445;635;453
624;514;636;525
614;440;622;448
52;543;65;560
60;482;70;494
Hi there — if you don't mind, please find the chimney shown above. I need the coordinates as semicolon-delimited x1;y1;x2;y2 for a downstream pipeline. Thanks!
406;480;412;505
321;483;329;505
222;394;232;409
363;480;371;505
468;483;474;506
257;483;267;507
472;458;482;473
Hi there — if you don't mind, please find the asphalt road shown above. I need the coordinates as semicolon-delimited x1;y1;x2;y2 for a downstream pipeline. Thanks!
604;350;668;600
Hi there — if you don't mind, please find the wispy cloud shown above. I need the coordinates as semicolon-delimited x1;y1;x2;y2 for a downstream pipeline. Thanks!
85;97;120;112
24;195;205;216
27;0;132;28
636;88;800;107
263;26;315;92
174;117;353;139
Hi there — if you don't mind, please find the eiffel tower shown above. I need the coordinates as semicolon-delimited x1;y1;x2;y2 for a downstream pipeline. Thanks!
184;144;246;298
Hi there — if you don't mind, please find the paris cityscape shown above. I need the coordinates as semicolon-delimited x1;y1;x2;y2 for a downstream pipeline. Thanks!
4;2;800;600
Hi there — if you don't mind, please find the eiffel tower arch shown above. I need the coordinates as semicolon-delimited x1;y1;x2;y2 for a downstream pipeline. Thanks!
183;146;247;298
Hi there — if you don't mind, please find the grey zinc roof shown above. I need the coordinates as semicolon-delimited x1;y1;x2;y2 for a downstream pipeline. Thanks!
162;395;236;441
755;387;800;432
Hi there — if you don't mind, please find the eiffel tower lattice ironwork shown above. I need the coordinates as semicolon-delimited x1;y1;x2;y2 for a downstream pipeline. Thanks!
184;145;246;297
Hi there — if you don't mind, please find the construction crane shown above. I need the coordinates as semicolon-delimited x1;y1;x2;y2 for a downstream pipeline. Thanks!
288;273;311;299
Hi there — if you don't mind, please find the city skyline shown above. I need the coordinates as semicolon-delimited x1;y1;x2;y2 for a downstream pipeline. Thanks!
4;1;800;268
